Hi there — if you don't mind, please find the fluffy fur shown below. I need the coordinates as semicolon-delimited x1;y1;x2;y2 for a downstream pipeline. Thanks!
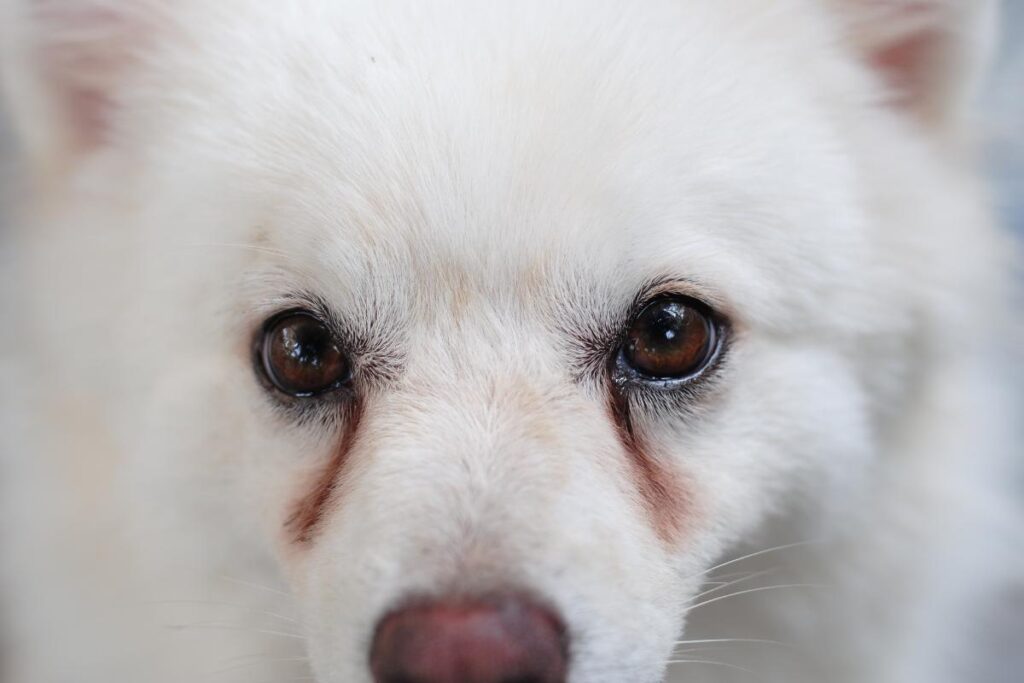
0;1;1018;682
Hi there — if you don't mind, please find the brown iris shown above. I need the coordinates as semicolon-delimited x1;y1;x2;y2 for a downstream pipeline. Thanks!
623;297;716;379
260;312;349;396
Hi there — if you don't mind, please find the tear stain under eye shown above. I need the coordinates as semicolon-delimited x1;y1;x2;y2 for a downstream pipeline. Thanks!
606;389;692;546
285;401;364;545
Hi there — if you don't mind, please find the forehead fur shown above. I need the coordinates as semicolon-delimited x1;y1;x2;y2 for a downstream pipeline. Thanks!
120;0;881;336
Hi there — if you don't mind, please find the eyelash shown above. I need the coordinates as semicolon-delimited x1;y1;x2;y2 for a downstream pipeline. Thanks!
572;289;728;376
253;294;408;422
615;344;731;420
256;284;730;423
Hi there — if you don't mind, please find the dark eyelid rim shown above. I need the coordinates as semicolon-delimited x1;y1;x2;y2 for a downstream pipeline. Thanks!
629;276;731;318
611;296;727;388
268;293;342;338
251;290;405;405
255;278;730;403
570;276;732;387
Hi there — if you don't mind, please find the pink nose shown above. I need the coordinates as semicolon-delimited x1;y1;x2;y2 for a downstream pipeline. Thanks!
369;594;568;683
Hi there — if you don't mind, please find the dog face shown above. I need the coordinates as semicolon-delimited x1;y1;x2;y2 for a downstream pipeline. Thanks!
2;1;997;682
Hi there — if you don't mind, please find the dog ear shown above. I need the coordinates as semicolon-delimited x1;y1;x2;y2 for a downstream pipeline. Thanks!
827;0;997;135
0;1;164;175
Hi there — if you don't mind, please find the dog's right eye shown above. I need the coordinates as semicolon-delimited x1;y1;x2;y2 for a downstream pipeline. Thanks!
619;296;721;382
259;311;350;397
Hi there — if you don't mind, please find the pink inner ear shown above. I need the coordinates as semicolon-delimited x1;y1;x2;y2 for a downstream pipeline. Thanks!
843;0;981;125
53;77;114;152
32;3;149;154
869;28;941;112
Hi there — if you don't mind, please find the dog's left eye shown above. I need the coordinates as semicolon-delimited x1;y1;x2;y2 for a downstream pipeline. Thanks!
620;296;719;381
259;311;350;397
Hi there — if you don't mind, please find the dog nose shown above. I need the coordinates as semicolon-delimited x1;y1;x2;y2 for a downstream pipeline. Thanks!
369;593;568;683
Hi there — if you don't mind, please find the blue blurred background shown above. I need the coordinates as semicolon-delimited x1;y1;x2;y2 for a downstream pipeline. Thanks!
980;9;1023;681
986;3;1024;239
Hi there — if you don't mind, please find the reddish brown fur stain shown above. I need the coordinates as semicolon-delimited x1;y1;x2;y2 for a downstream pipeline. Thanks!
607;391;691;546
285;402;364;545
284;390;689;547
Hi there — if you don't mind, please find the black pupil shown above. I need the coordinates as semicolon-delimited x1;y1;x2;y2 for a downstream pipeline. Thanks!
280;319;330;367
644;304;687;350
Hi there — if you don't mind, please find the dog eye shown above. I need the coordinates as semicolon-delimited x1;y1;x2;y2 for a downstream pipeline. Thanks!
622;297;718;380
259;311;350;397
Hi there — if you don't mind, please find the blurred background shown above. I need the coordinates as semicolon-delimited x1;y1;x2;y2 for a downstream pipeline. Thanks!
959;8;1023;681
986;3;1024;240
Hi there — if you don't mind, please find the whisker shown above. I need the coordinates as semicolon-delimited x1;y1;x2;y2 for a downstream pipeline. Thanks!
687;569;771;593
207;656;309;677
671;645;752;658
702;569;767;582
688;539;823;583
163;622;305;641
673;637;790;648
219;575;293;599
666;658;755;674
690;568;777;602
144;599;298;624
686;583;823;613
182;242;295;259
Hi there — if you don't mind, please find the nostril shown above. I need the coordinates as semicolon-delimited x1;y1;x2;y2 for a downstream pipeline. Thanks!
369;593;568;683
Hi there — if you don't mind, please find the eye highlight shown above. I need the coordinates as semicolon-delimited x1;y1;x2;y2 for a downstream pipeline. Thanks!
259;311;350;397
620;296;719;382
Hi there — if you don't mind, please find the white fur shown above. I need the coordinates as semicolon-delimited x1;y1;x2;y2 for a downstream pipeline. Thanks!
0;1;1018;682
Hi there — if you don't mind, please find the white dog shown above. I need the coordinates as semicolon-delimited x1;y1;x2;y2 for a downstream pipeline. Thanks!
0;1;1018;682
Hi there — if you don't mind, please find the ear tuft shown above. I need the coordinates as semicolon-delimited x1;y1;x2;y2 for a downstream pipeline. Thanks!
828;0;997;134
1;1;161;174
